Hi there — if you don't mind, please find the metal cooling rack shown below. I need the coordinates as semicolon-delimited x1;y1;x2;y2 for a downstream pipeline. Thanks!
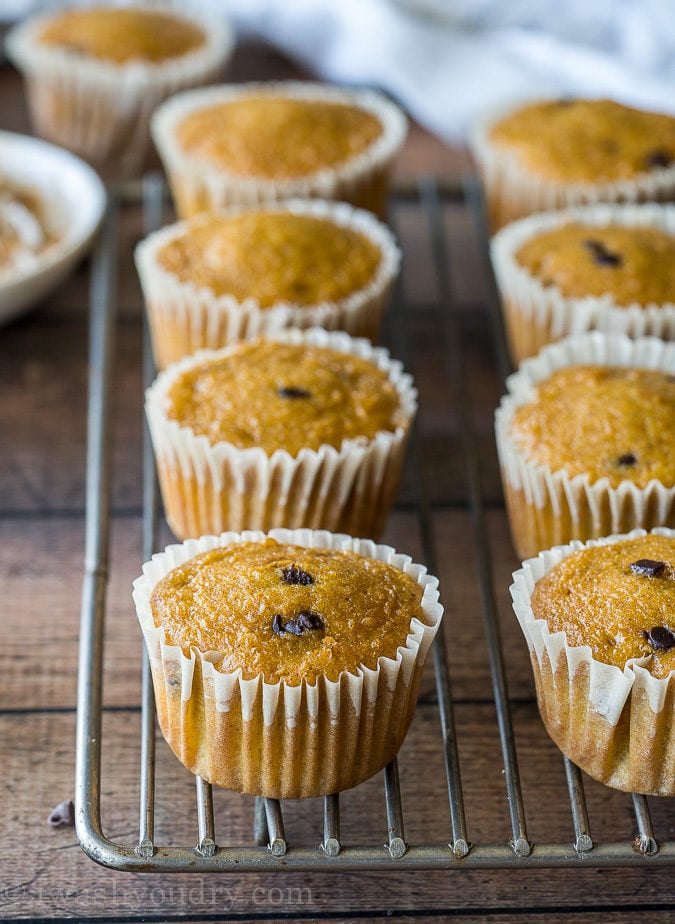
75;175;675;872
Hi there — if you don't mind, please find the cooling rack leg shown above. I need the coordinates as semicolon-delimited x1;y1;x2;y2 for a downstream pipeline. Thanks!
384;760;407;859
632;794;658;856
563;758;593;853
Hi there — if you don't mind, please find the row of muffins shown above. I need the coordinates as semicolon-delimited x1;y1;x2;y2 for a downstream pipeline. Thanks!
474;98;675;796
9;5;672;802
6;3;441;801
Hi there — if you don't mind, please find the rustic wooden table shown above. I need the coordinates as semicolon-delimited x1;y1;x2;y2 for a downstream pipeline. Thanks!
1;40;673;923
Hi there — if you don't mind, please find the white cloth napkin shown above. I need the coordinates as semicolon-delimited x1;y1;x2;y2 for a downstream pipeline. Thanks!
215;0;675;142
6;0;675;142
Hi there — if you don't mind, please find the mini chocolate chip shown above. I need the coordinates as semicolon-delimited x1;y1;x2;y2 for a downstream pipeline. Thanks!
642;626;675;651
583;239;623;267
277;386;311;399
557;97;576;106
630;559;666;578
272;613;285;635
284;611;324;635
616;453;637;467
646;149;672;169
47;799;74;828
281;565;314;585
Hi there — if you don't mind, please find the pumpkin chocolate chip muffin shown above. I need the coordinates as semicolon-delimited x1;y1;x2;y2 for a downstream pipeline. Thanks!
495;333;675;560
151;81;407;218
135;200;400;368
146;328;417;540
511;529;675;795
472;99;675;232
133;529;443;798
6;4;233;180
491;204;675;363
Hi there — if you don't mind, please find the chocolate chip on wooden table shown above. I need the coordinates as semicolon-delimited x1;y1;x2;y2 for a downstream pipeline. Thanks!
630;559;666;577
281;565;314;585
645;149;672;169
582;239;623;267
272;611;324;635
277;386;311;399
616;453;637;467
642;626;675;651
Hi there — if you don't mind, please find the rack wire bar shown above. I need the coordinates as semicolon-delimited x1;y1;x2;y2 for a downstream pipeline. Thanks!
419;177;531;858
136;175;165;862
196;778;217;858
563;758;593;854
632;795;658;856
74;178;674;873
383;760;407;859
322;795;341;857
74;196;120;865
264;800;288;857
386;204;470;860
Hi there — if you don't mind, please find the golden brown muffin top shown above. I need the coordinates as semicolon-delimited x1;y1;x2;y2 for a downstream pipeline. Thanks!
509;365;675;488
174;96;382;178
38;7;205;63
156;211;382;305
164;339;405;455
531;533;675;678
488;99;675;184
516;222;675;305
150;539;426;684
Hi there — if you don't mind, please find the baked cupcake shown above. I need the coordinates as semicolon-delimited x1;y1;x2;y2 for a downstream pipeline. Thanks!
146;328;417;541
132;528;443;799
511;528;674;795
5;4;234;181
472;98;675;232
135;199;400;368
495;333;675;560
151;80;407;219
491;204;675;363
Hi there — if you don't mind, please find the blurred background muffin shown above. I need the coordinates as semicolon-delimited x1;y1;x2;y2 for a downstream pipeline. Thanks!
472;99;675;233
151;80;407;218
5;3;234;181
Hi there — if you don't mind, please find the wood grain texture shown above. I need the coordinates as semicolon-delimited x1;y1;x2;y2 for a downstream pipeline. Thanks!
0;39;673;924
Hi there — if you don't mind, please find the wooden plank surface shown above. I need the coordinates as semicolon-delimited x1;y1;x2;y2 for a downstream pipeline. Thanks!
1;38;673;924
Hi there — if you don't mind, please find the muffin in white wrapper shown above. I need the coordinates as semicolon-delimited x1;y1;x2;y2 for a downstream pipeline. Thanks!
135;199;401;369
146;328;417;541
495;332;675;560
471;99;675;234
5;4;234;182
511;528;675;795
491;204;675;363
150;80;407;219
132;528;443;799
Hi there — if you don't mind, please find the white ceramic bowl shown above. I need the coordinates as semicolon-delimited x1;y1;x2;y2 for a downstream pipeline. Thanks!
0;130;106;325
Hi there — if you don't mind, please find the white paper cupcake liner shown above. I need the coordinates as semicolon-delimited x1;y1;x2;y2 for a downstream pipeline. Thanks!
132;527;443;798
491;203;675;363
5;3;235;181
135;198;401;369
511;527;675;794
495;332;675;560
146;327;417;541
471;99;675;233
150;80;408;218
